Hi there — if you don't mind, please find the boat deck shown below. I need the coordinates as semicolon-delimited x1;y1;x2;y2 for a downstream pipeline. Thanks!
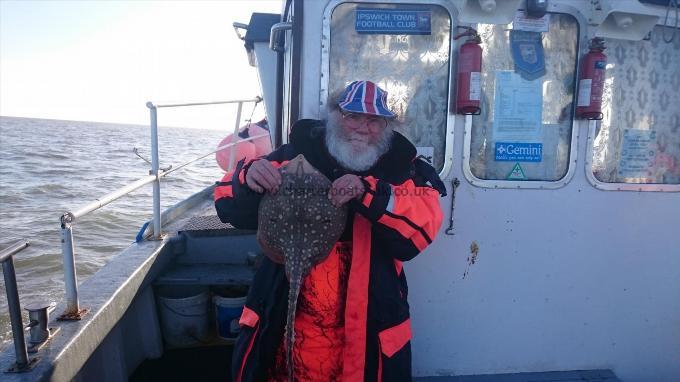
133;210;622;381
414;369;620;381
130;345;233;381
131;342;619;382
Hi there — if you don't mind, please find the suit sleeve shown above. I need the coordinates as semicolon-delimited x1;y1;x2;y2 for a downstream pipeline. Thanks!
214;147;294;230
214;158;262;229
351;166;444;262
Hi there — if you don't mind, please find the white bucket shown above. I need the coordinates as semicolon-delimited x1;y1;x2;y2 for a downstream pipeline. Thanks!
213;295;247;339
156;286;210;347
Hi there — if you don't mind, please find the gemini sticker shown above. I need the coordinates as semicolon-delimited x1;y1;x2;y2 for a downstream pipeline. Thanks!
495;142;543;162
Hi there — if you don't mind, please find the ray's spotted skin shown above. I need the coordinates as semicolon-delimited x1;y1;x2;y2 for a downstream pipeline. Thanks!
257;154;348;381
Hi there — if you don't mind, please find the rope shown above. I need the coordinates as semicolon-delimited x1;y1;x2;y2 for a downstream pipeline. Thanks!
163;133;270;177
244;97;261;125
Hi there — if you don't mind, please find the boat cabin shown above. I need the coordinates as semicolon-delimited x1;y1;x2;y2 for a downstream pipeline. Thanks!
1;0;678;381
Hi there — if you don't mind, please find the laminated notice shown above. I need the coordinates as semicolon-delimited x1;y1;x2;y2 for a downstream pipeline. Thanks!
469;72;481;101
512;10;550;32
619;129;656;178
492;71;543;141
577;79;592;107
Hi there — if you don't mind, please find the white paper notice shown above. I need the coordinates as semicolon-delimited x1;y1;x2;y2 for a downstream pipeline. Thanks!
512;10;550;32
492;71;543;141
469;72;481;101
619;129;656;178
577;79;592;107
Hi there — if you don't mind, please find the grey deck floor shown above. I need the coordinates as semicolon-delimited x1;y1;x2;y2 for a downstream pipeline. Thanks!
414;369;620;382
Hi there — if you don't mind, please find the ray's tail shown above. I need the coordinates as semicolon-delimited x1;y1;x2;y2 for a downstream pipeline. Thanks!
285;273;302;382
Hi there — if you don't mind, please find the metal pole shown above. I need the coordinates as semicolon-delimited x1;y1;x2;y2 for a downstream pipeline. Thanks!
153;97;260;108
61;219;79;315
148;103;162;239
2;256;29;369
0;240;29;263
228;101;244;172
70;174;157;220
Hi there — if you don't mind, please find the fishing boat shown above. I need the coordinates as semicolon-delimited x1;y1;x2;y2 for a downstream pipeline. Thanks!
1;0;679;380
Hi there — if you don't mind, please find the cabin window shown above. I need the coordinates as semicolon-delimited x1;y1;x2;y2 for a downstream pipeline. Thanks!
465;14;579;185
589;26;680;189
324;2;452;173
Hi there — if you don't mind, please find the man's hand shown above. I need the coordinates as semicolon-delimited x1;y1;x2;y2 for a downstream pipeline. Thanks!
245;159;282;193
328;174;365;207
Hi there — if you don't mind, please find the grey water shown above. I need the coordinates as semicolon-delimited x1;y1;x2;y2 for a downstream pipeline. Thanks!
0;116;228;348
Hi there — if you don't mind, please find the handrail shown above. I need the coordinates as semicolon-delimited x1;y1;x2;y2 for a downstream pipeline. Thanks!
148;96;261;109
149;102;162;244
64;174;159;223
0;239;29;263
62;132;268;221
270;22;292;52
233;22;248;41
1;239;32;372
58;96;262;319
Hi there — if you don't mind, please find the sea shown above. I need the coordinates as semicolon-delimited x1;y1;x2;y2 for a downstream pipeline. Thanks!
0;116;229;349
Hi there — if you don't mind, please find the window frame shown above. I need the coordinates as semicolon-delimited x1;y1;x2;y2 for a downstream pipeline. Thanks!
320;0;458;178
585;120;680;192
582;23;680;193
462;5;585;190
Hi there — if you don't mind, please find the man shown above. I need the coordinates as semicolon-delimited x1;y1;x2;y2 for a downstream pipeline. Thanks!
215;80;445;381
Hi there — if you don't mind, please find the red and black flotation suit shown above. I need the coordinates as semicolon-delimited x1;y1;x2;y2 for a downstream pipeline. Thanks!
215;119;445;381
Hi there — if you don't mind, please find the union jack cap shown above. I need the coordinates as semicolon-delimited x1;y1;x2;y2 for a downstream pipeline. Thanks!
337;80;396;119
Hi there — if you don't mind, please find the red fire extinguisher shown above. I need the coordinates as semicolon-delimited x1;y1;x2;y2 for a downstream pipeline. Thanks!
576;38;607;120
454;26;482;115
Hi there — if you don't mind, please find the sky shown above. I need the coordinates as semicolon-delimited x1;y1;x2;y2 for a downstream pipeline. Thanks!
0;0;281;129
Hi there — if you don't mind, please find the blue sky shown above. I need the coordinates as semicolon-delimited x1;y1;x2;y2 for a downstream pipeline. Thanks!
0;1;281;129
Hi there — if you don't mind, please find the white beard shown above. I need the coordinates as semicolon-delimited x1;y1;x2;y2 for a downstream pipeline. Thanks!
325;114;393;172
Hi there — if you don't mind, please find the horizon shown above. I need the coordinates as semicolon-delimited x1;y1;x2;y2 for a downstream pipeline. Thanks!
0;1;280;130
0;113;260;132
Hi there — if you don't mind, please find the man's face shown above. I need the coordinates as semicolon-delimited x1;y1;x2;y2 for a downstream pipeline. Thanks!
337;112;388;149
325;110;393;172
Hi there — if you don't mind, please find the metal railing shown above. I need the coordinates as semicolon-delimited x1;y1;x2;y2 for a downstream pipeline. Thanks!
1;239;35;372
58;97;263;319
